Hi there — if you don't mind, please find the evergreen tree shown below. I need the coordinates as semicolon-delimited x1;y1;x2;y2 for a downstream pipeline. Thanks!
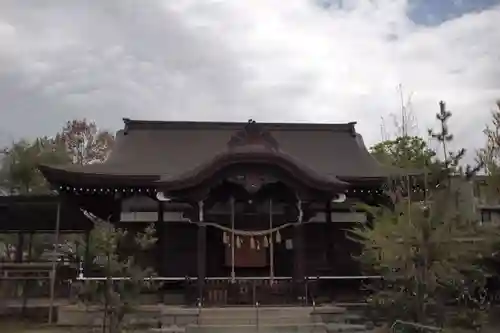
371;136;435;170
74;211;158;333
428;101;482;184
352;101;498;330
0;137;69;194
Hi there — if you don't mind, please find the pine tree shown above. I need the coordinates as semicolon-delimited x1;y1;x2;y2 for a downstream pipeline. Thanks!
352;101;498;330
428;101;482;185
74;212;158;333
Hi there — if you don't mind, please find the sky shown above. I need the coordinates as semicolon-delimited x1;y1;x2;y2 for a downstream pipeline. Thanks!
0;0;499;162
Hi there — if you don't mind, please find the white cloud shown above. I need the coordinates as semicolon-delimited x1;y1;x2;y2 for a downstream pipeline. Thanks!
0;0;499;163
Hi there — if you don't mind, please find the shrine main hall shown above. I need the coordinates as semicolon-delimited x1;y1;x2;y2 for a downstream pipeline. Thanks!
4;119;392;306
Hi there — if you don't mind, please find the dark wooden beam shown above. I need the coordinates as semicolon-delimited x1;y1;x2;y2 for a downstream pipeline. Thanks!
84;229;91;277
196;202;207;304
325;200;334;275
156;200;165;277
156;200;166;303
293;221;305;303
15;233;24;262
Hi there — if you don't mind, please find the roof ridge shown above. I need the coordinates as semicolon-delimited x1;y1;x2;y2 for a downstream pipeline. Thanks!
122;118;357;133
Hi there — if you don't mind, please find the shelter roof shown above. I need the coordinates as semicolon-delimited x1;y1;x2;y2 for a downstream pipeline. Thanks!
0;195;92;232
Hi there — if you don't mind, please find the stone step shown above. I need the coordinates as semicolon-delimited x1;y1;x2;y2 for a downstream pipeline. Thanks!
197;306;313;326
198;315;311;326
184;323;328;333
58;305;162;326
149;324;377;333
199;306;314;315
199;311;311;318
150;326;186;333
312;312;365;324
57;304;371;330
325;323;373;332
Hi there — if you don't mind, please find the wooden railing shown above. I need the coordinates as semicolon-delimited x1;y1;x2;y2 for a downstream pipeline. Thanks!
177;275;382;306
0;260;77;297
75;275;383;306
201;278;300;306
0;260;78;322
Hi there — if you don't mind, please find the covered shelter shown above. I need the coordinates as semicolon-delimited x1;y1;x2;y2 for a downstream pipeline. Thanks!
0;195;91;321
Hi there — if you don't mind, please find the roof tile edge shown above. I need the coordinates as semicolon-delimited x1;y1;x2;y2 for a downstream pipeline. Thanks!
122;118;358;133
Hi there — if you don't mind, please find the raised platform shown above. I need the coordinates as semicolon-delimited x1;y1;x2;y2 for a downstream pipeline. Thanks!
57;304;375;332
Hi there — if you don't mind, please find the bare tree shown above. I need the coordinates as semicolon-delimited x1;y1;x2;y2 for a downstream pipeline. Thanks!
478;101;500;202
58;119;114;165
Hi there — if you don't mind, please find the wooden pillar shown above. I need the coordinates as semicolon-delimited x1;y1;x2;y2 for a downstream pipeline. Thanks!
293;223;305;303
196;201;206;304
83;229;91;275
293;224;305;281
15;233;24;262
230;197;235;282
156;201;165;276
325;201;333;271
269;198;275;283
22;233;34;313
27;233;33;261
156;201;165;303
48;201;61;325
293;197;305;303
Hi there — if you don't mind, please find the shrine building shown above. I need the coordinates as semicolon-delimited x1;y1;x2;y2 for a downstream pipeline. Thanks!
4;119;394;306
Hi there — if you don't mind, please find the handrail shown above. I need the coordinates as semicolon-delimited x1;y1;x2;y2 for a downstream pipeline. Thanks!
255;301;260;329
304;278;309;305
75;275;383;281
196;298;202;325
390;320;441;332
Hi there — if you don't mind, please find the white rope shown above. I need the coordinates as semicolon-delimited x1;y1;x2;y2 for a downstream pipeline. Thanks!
196;220;294;236
81;209;111;224
81;207;311;236
296;195;303;223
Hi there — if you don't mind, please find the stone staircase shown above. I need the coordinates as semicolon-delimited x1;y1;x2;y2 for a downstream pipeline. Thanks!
57;304;378;332
199;306;312;325
160;306;377;333
185;306;315;332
